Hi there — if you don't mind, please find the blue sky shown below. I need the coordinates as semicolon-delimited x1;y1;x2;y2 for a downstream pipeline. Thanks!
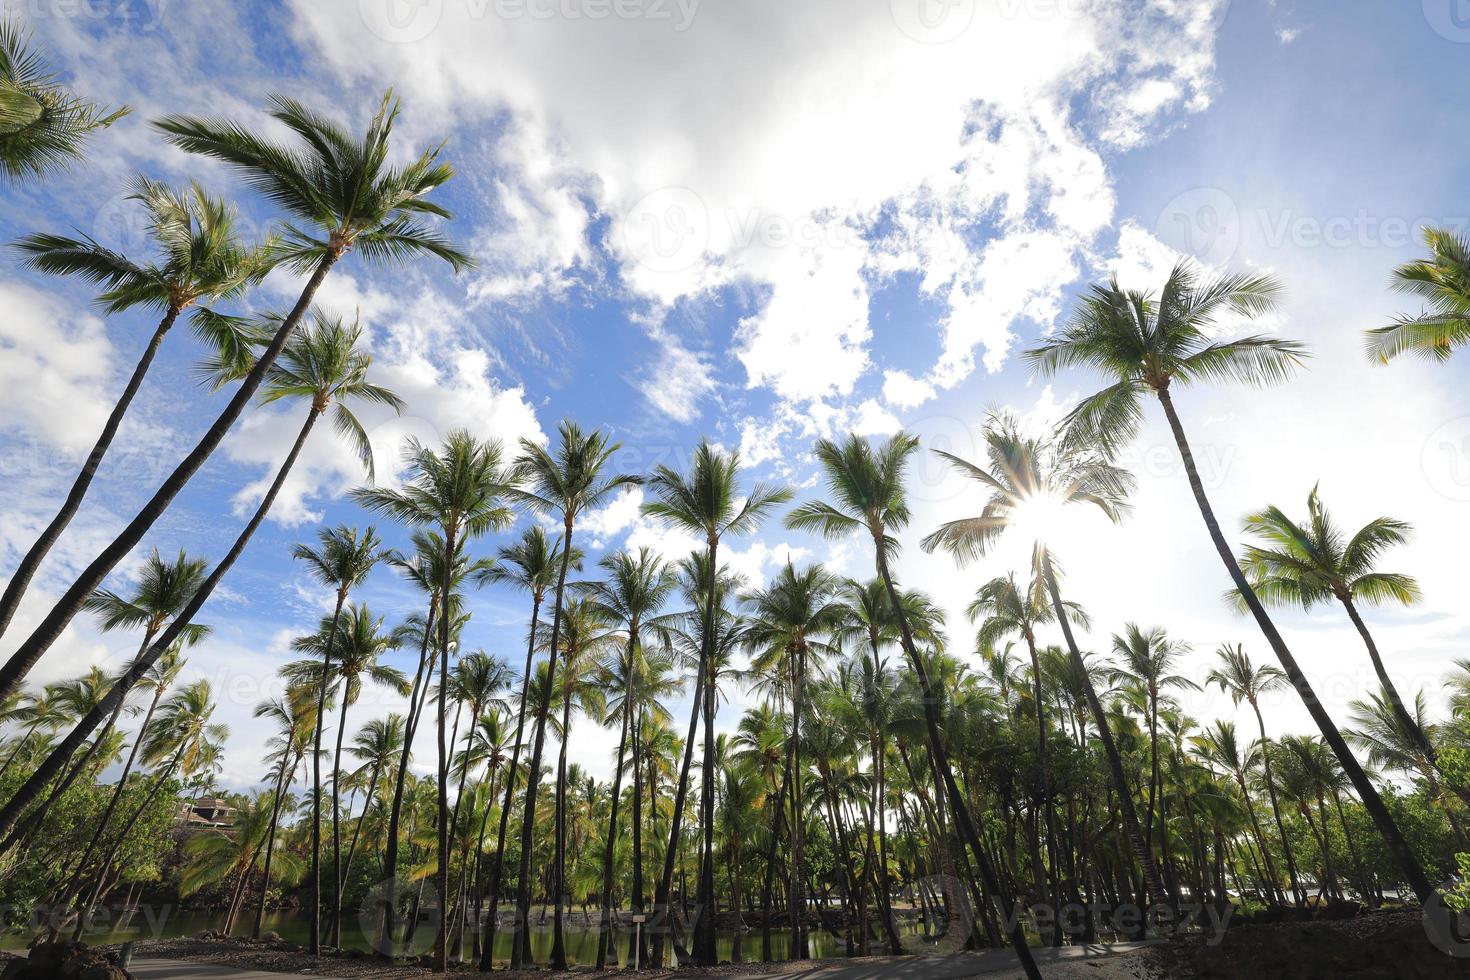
4;0;1470;790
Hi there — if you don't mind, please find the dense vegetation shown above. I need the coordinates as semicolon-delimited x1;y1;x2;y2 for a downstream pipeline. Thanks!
0;24;1468;979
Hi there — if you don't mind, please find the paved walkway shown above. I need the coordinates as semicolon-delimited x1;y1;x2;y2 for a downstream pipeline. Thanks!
129;959;352;979
726;942;1159;979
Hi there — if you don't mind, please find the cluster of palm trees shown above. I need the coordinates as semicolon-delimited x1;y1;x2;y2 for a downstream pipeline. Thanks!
3;21;1470;977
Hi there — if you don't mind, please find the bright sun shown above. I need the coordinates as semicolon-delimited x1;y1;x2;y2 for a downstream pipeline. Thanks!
1006;491;1074;547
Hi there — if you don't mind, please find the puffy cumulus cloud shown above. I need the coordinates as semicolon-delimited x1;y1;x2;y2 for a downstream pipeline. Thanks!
289;0;1228;423
883;370;937;411
638;327;718;422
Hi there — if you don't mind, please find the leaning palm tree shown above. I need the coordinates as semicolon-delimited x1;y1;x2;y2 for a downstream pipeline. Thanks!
289;524;390;952
284;600;407;951
251;683;321;939
353;431;516;969
1233;485;1446;782
476;526;583;971
503;421;638;970
787;432;1041;979
1205;643;1302;904
3;181;272;641
577;548;679;969
641;438;790;966
0;89;469;704
339;713;405;906
1026;261;1434;903
0;21;127;180
0;310;402;845
920;414;1166;910
1365;227;1470;362
1193;720;1280;903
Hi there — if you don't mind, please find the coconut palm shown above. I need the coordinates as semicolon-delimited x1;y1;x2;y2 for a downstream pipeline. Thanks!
577;548;679;969
1026;261;1434;903
0;310;404;843
1365;227;1470;362
353;430;517;969
251;683;322;939
178;789;299;935
3;182;272;641
0;21;127;180
476;526;583;971
503;421;637;970
640;438;790;966
1205;643;1302;904
340;714;405;900
1193;720;1280;902
1234;486;1445;781
787;432;1040;979
289;524;391;952
0;91;469;703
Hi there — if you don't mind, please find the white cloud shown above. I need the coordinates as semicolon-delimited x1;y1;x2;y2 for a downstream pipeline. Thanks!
883;370;937;411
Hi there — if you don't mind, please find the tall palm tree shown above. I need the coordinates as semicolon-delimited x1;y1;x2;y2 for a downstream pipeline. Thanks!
578;548;679;969
2;180;272;641
354;431;516;970
1365;227;1470;362
289;524;391;952
1193;720;1280;903
0;310;402;844
1026;261;1434;903
920;414;1165;912
1234;486;1447;782
0;89;468;702
788;432;1041;979
0;21;127;180
476;526;583;971
641;438;789;966
251;683;321;939
503;421;638;970
1204;643;1302;904
340;713;405;903
284;600;407;950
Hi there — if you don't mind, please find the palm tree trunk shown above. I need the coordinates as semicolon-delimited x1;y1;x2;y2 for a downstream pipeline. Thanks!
1020;630;1062;944
432;526;458;973
513;523;576;969
627;711;648;969
254;749;303;939
378;594;436;958
596;636;635;969
0;306;181;641
1154;386;1433;903
0;253;339;702
759;762;789;962
1040;554;1168;908
1251;700;1303;904
310;589;349;956
694;536;720;967
7;695;128;854
329;663;354;948
651;637;706;968
339;760;382;920
551;680;574;970
479;589;544;970
0;403;325;845
789;642;807;961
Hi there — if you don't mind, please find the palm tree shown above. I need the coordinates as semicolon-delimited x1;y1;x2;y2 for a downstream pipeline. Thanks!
353;431;516;970
289;525;391;952
340;714;405;903
578;548;679;969
0;21;127;179
0;310;402;844
0;91;468;703
284;600;407;950
1346;687;1464;843
1193;720;1279;903
476;526;583;971
1205;643;1302;904
251;683;321;939
1365;227;1470;362
641;438;789;966
1026;261;1435;904
503;421;637;970
788;432;1041;979
1234;485;1446;782
920;414;1165;912
2;180;273;641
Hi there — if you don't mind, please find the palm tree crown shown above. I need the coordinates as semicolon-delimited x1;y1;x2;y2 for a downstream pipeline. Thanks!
1365;227;1470;362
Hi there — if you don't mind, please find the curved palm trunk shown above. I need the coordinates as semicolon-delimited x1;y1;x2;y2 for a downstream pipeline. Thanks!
1041;555;1168;909
0;253;339;702
433;526;459;973
7;696;128;854
1155;386;1433;903
310;590;350;956
254;749;302;939
876;548;1040;980
1251;700;1303;904
338;759;383;926
478;590;544;970
651;640;706;968
0;402;325;845
328;662;355;948
378;595;436;958
512;523;576;969
1020;629;1062;945
551;679;575;969
0;307;181;641
596;636;636;969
